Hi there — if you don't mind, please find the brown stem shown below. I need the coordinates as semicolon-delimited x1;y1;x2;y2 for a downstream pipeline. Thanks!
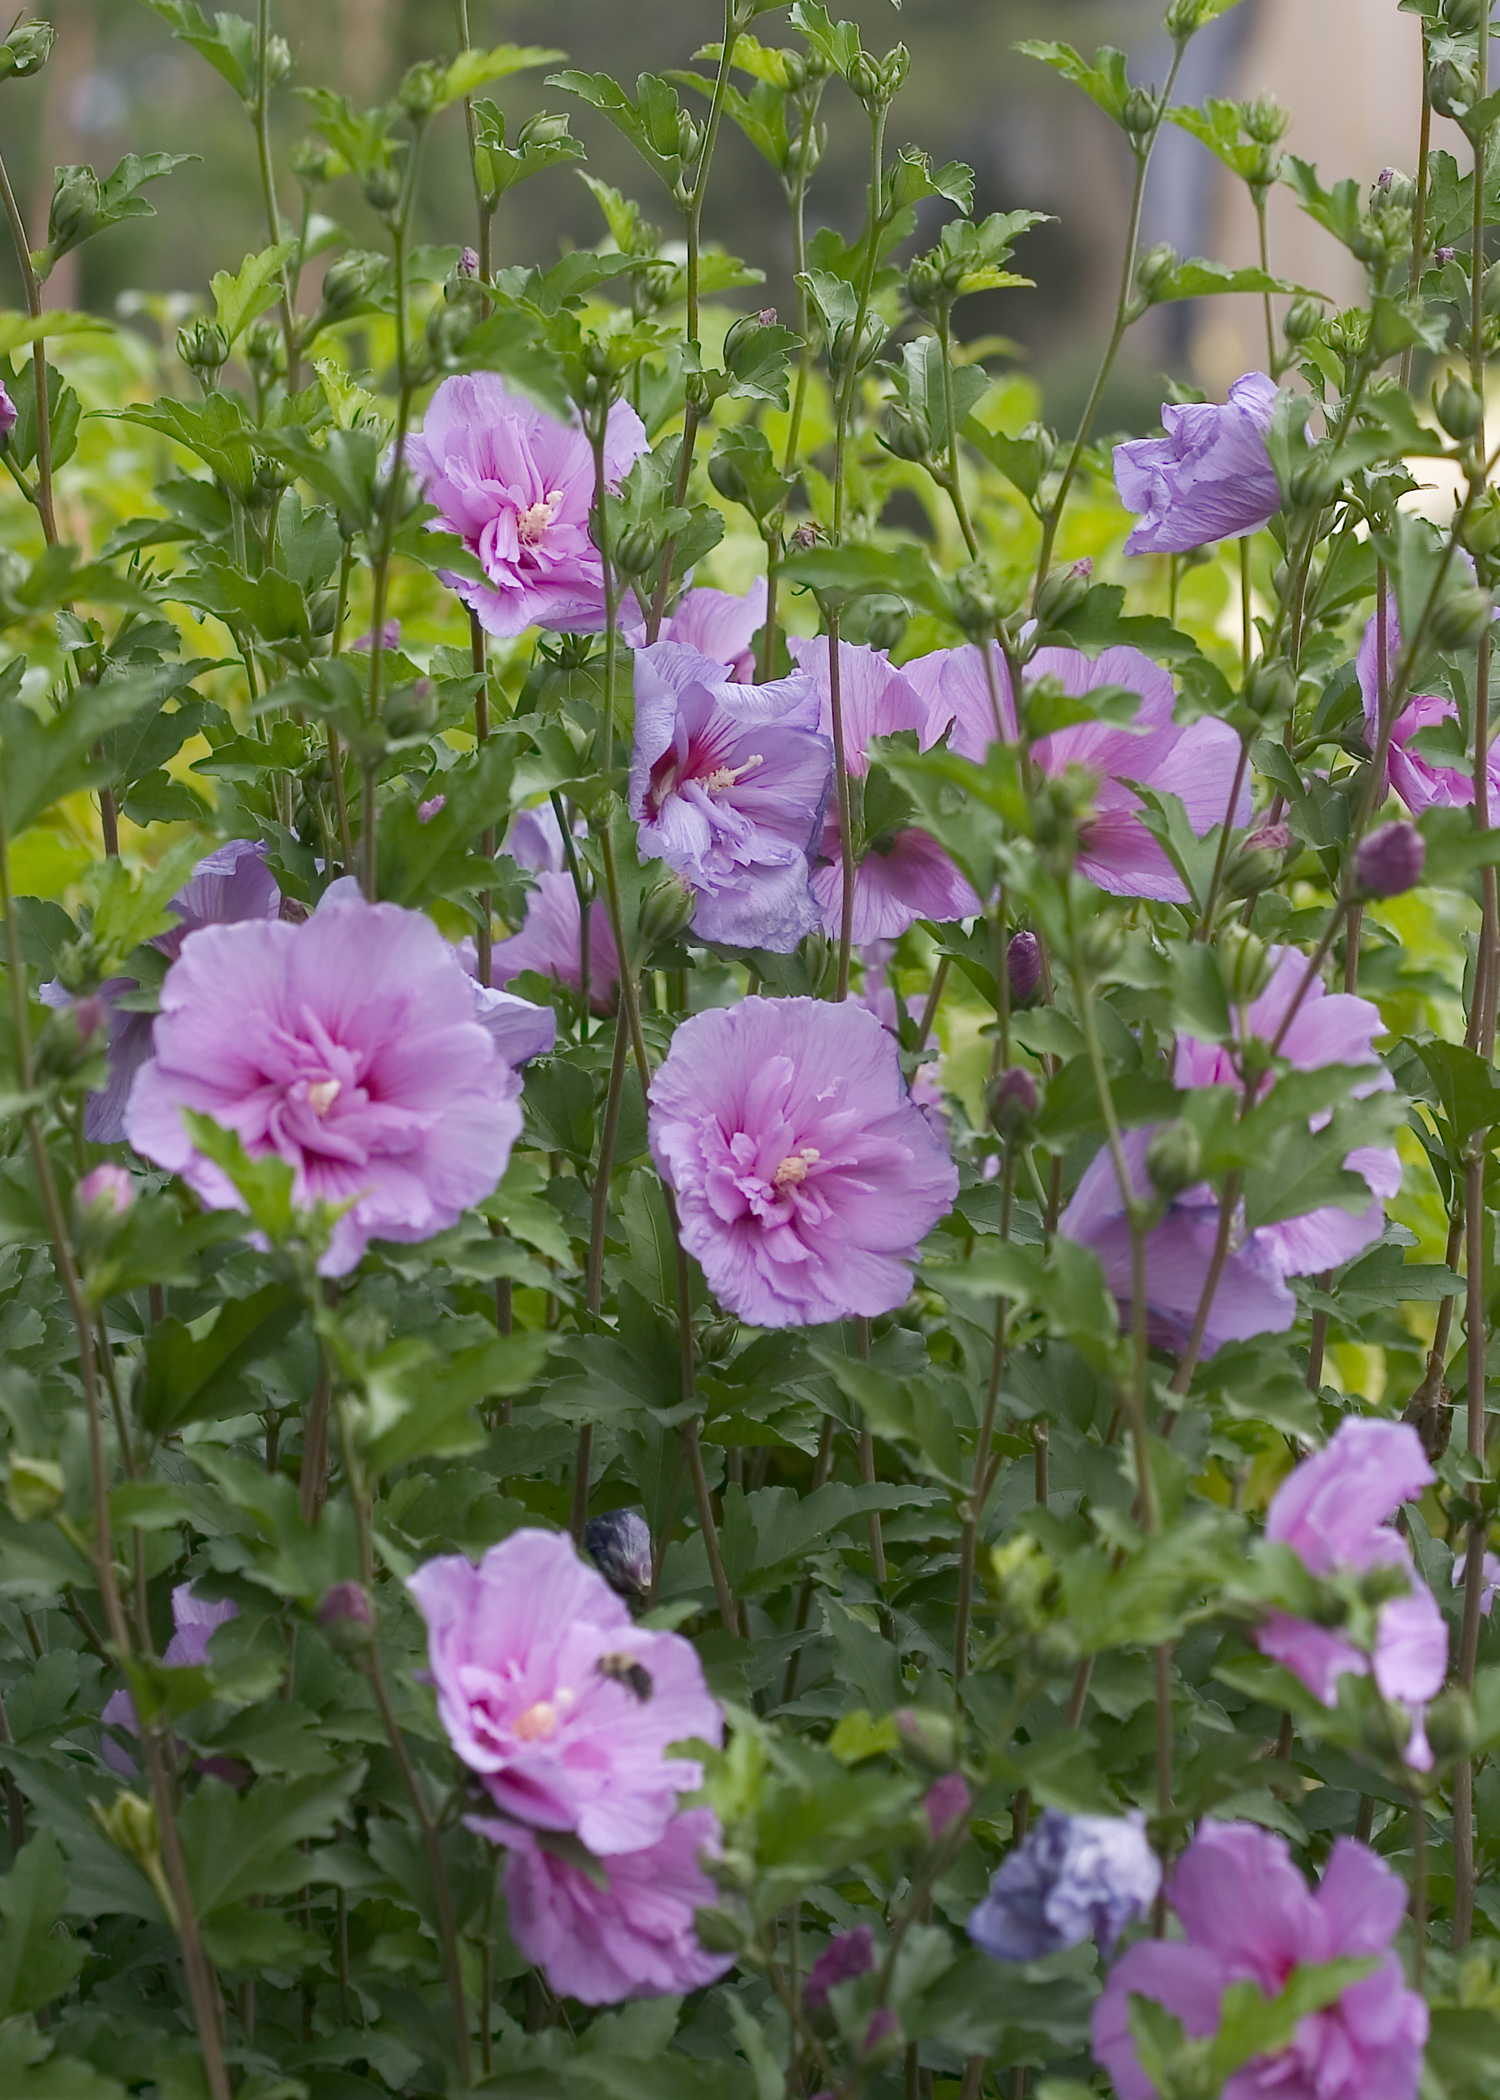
299;1371;331;1526
825;611;856;1001
471;608;493;988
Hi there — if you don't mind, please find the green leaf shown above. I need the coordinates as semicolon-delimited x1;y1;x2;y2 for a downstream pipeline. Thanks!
1208;1959;1380;2081
1015;40;1131;124
1147;257;1315;304
435;43;563;110
0;2024;125;2100
139;1283;304;1437
176;1768;363;1917
210;240;295;345
0;1833;87;2017
363;1331;552;1470
140;0;257;99
0;661;163;838
547;70;686;190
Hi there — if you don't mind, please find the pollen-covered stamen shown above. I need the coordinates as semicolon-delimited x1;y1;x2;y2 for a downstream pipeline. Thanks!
773;1145;821;1189
700;753;765;794
516;489;563;546
306;1078;341;1117
512;1699;559;1741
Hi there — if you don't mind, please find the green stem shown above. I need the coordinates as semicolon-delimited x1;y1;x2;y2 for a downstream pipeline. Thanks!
831;104;888;546
0;147;57;544
825;607;857;1000
255;0;299;389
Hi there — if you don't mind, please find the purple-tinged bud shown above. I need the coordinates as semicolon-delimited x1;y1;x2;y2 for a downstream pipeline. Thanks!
1376;167;1395;191
0;381;15;446
1437;245;1457;265
925;1772;971;1841
317;1581;375;1653
1356;820;1426;899
895;1706;958;1766
78;1163;133;1220
1225;819;1295;901
861;2009;900;2058
1146;1119;1204;1197
72;995;106;1047
353;620;401;653
806;1926;876;2011
459;246;480;277
988;1066;1038;1141
790;522;820;551
417;794;446;824
584;1509;653;1597
1008;930;1043;1005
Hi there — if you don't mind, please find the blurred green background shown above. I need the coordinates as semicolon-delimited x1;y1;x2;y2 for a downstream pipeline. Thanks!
0;0;1292;431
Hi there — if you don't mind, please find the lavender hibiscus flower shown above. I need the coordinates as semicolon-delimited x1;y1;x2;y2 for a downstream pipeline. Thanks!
125;884;525;1276
789;637;981;942
630;639;831;951
406;372;648;638
1113;372;1282;555
969;1811;1160;1963
1358;597;1500;814
1093;1822;1427;2100
1253;1419;1447;1770
648;995;958;1327
624;579;767;681
907;642;1248;903
409;1528;722;1855
102;1582;239;1777
1174;946;1400;1276
492;873;621;1013
468;1806;732;2003
44;838;282;1144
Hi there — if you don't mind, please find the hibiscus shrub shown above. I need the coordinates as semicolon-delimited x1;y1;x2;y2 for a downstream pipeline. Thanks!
2;2;1500;2098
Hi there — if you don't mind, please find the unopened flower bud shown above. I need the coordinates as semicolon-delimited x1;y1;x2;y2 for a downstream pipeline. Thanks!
1220;923;1273;1002
638;868;696;950
1423;1686;1477;1762
895;1707;959;1768
1008;930;1042;1005
1244;655;1297;720
98;1790;160;1865
1034;558;1093;630
861;2009;901;2059
0;382;15;449
1428;59;1472;125
1242;92;1289;145
417;794;446;824
320;250;384;316
846;50;882;104
882;404;931;462
953;568;1000;643
862;601;906;654
924;1770;971;1839
77;1162;133;1224
363;161;404;215
5;1455;65;1524
37;994;106;1080
48;166;100;248
1291;452;1346;511
458;246;479;278
518;110;572;148
398;59;443;121
1432;584;1494;651
291;137;342;187
1439;374;1485;442
317;1580;375;1653
1122;87;1160;139
0;19;53;79
262;33;292;88
385;679;436;739
612;522;662;577
1225;820;1294;900
177;318;231;375
829;311;886;378
584;1509;653;1597
245;317;283;376
1135;242;1177;298
1444;0;1487;32
1355;820;1426;899
1282;297;1322;348
1146;1120;1204;1198
1074;912;1123;977
988;1067;1038;1141
1436;245;1457;266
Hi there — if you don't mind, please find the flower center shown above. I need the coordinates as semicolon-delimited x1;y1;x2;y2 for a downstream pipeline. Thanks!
512;1699;558;1741
306;1078;341;1117
516;490;563;546
773;1146;821;1188
700;753;764;794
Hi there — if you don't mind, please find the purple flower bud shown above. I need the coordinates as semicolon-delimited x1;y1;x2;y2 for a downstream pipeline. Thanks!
1245;820;1293;854
757;308;776;326
353;621;400;652
790;523;820;550
1437;245;1457;265
925;1772;971;1841
988;1066;1037;1140
583;1509;653;1597
0;381;15;443
317;1581;375;1653
417;794;446;824
72;995;106;1048
1355;819;1426;898
459;246;480;277
805;1925;876;2011
968;1810;1160;1964
861;2009;900;2057
78;1163;133;1218
1376;167;1395;190
1008;930;1042;1004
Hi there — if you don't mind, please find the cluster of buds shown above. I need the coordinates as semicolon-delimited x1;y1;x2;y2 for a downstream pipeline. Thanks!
846;43;909;112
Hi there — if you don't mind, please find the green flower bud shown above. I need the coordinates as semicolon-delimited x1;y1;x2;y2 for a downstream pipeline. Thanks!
1432;584;1494;651
988;1067;1038;1141
1347;222;1388;267
707;450;749;507
97;1790;160;1865
398;60;444;121
48;166;101;250
385;679;437;739
862;600;906;653
1444;0;1487;32
1225;820;1294;901
362;161;404;215
894;1706;959;1768
0;19;53;80
1220;923;1273;1002
953;568;1000;643
1073;912;1123;978
780;51;808;92
1424;1686;1477;1762
1439;374;1486;441
695;1316;739;1365
846;50;882;104
1034;557;1094;631
694;1907;747;1955
1283;296;1324;345
320;250;384;315
5;1456;64;1524
613;522;662;576
1360;1695;1413;1766
1122;86;1160;139
676;111;703;164
1464;489;1500;557
518;110;572;148
291;137;342;187
882;404;931;461
638;868;697;950
1483;261;1500;320
1289;453;1344;511
1135;242;1178;296
1242;92;1290;145
245;316;284;377
881;43;911;97
263;34;292;89
176;318;231;375
1146;1120;1204;1198
1428;59;1473;125
828;310;886;378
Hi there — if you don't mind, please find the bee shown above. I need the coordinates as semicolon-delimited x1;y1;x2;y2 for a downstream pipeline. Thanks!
596;1651;654;1703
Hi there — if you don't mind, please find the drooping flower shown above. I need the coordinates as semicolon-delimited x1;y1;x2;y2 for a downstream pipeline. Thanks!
624;578;767;682
124;884;524;1277
1112;373;1282;555
969;1811;1159;1965
102;1583;239;1777
1173;945;1400;1277
1091;1822;1427;2100
789;638;981;942
470;1807;733;2004
44;838;282;1145
492;871;621;1013
629;640;831;951
1358;596;1500;815
408;1528;723;1856
1059;1129;1297;1357
405;372;649;638
1253;1419;1446;1769
584;1509;654;1597
648;996;958;1328
907;642;1249;904
805;1926;877;2010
